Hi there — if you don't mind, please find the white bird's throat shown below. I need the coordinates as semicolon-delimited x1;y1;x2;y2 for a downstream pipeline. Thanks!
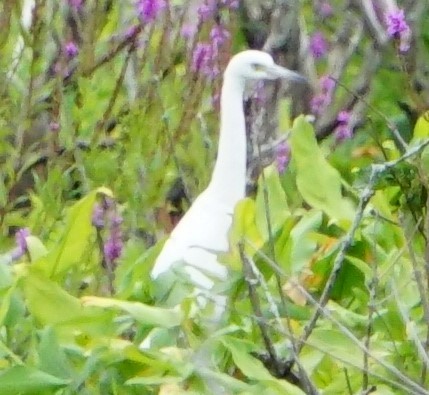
207;75;247;206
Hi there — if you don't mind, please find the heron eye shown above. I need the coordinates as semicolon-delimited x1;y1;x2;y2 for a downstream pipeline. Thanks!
251;63;265;71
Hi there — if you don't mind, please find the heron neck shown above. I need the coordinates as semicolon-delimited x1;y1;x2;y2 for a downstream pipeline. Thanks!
207;74;246;207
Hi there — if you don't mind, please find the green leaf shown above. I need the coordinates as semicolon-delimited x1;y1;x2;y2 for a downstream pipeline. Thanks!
345;255;372;280
290;116;354;224
81;296;183;328
37;327;74;380
0;366;69;394
255;165;290;241
306;328;363;369
25;236;48;262
221;337;305;395
412;111;429;140
289;210;323;274
22;268;114;337
229;198;264;262
34;187;113;278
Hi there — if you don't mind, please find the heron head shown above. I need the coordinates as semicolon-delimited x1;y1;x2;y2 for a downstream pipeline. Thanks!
225;50;306;82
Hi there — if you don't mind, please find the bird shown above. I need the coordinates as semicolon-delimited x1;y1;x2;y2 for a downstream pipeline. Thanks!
151;50;305;305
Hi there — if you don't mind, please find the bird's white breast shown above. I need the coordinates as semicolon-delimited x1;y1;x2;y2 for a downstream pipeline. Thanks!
151;189;233;286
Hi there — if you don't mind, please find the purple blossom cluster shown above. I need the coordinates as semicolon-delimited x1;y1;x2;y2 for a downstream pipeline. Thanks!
317;1;333;18
10;228;31;261
68;0;83;9
92;199;124;264
385;8;411;52
187;0;237;78
64;41;79;58
191;22;230;78
311;75;335;116
276;141;291;174
103;212;123;263
310;31;328;59
334;110;353;141
137;0;167;24
197;0;238;22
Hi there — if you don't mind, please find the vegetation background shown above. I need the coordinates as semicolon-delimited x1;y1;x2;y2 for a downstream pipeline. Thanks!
1;0;429;393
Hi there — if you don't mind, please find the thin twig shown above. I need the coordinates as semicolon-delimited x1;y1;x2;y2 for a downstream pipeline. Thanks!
93;42;136;144
256;139;286;308
363;219;379;392
243;239;429;395
238;242;279;369
344;368;353;395
295;138;429;352
243;247;319;394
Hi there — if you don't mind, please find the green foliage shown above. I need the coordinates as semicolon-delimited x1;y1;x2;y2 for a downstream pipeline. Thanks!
1;1;429;394
290;116;355;224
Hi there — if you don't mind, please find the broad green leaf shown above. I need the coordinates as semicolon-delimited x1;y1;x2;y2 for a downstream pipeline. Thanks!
255;165;290;241
289;210;323;274
37;327;74;380
126;376;182;386
412;111;429;140
22;269;114;336
0;366;69;394
197;369;255;392
25;236;48;262
327;300;368;327
34;187;113;278
290;116;354;224
221;337;305;395
81;296;183;328
229;198;264;262
0;283;18;328
305;328;363;369
410;111;429;173
345;255;372;280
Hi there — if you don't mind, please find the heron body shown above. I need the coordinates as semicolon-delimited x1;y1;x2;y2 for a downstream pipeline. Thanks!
151;50;305;296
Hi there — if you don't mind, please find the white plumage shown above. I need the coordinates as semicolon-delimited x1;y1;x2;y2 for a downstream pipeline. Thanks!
151;50;305;295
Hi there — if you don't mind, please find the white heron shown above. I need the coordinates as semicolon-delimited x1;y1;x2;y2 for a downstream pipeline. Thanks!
151;50;305;303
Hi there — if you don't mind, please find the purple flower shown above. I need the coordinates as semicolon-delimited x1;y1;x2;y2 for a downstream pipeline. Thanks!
317;1;333;17
110;212;123;227
64;41;79;58
136;0;167;24
210;24;230;49
276;141;291;173
335;124;353;141
191;42;217;78
310;32;328;59
335;110;353;141
320;75;335;93
125;25;140;40
311;75;335;115
385;9;411;52
10;228;31;261
385;9;409;38
310;95;326;115
103;212;123;263
181;24;197;40
220;0;239;9
16;228;30;253
92;203;105;229
337;110;351;124
68;0;83;9
49;121;60;132
103;233;123;263
197;0;217;22
94;200;124;264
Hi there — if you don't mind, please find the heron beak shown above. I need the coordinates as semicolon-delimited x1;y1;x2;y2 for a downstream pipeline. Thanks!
267;65;307;82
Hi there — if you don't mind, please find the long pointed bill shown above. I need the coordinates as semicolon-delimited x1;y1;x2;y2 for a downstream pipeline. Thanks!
266;64;307;82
